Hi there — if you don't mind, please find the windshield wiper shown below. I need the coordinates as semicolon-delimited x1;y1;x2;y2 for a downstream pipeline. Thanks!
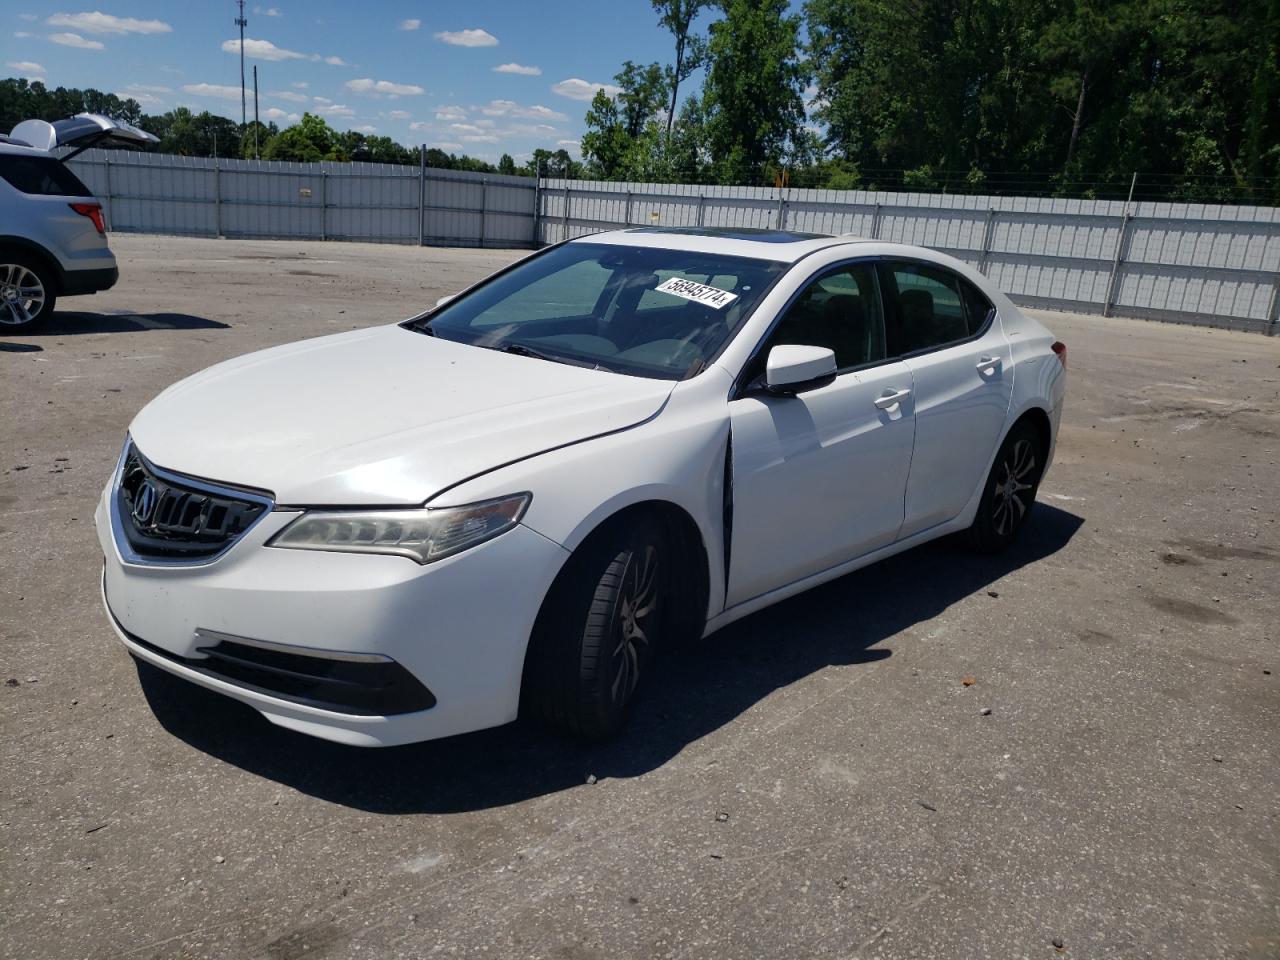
493;342;605;370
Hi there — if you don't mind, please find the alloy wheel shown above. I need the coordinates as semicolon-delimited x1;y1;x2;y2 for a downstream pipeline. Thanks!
991;438;1037;536
0;264;45;327
610;544;659;705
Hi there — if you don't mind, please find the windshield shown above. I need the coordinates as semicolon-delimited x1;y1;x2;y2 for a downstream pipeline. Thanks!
411;242;788;380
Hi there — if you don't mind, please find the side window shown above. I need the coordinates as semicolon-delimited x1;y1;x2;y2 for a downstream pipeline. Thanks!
758;262;885;374
959;277;995;334
0;156;93;197
880;261;969;356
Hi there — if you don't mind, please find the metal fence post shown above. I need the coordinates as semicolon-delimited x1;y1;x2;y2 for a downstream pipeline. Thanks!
532;162;541;247
1102;209;1133;317
562;182;571;242
479;178;487;248
319;170;328;241
871;202;882;239
418;146;426;246
213;165;221;237
1266;278;1280;336
775;189;785;229
624;190;632;227
102;156;113;231
978;207;996;274
696;194;705;227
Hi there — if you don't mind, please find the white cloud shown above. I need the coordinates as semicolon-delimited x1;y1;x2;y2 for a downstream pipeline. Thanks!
253;6;282;16
13;31;34;38
493;62;540;76
316;102;354;117
46;12;171;34
119;83;169;105
322;55;346;66
182;83;244;101
354;124;377;133
125;83;171;93
550;78;621;102
450;123;485;134
290;80;307;89
399;18;420;31
269;89;308;102
479;99;567;122
313;96;331;104
387;109;410;120
262;107;300;122
434;28;497;47
7;60;45;74
345;78;425;97
434;142;462;150
221;37;305;61
49;32;104;49
125;92;164;106
461;134;499;143
435;105;467;121
557;139;581;149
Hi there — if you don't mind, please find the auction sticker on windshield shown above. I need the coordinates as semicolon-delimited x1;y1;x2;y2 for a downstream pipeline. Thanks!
654;277;739;309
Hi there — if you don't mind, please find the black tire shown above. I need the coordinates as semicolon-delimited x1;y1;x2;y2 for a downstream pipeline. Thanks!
0;254;57;331
523;519;668;741
966;420;1045;553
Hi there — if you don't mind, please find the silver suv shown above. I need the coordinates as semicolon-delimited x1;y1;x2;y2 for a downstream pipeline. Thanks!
0;113;156;330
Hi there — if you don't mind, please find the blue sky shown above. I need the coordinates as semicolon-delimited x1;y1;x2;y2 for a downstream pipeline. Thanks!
3;2;726;161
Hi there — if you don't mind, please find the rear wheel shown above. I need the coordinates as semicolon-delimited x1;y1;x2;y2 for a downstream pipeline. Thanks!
966;420;1045;552
524;519;667;741
0;256;56;330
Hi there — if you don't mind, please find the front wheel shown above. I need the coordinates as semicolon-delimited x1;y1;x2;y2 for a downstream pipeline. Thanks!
966;421;1045;552
524;520;667;741
0;257;56;330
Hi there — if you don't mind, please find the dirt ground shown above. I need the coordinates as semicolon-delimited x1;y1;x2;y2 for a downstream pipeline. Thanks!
1;235;1277;960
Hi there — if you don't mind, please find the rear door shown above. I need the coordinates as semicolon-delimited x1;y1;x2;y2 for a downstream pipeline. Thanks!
878;260;1012;538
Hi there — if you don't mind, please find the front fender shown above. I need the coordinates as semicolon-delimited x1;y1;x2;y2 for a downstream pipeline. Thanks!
427;368;735;619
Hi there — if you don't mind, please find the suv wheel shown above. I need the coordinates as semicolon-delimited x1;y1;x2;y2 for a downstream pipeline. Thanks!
0;256;56;330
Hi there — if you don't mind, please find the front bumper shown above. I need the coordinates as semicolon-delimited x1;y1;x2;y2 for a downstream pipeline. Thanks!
95;484;569;747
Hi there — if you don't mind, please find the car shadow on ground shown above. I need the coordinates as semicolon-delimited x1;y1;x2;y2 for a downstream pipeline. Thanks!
136;505;1084;814
20;311;230;335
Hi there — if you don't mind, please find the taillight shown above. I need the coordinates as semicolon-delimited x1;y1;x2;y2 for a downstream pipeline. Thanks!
1051;341;1067;369
69;202;106;235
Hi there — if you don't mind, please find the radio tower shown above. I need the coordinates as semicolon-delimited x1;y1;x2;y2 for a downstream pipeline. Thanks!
235;0;248;129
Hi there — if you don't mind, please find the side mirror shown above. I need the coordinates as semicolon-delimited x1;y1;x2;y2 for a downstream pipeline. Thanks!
435;294;455;308
764;344;837;396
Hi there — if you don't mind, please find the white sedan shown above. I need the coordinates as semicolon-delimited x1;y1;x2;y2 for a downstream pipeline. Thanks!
97;228;1066;746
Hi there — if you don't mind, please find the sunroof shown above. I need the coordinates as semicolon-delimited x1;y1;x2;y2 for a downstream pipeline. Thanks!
627;226;832;243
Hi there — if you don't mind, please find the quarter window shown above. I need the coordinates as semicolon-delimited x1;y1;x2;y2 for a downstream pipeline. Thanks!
0;156;93;197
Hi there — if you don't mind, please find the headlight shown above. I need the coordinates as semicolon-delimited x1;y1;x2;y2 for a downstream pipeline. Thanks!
267;493;530;564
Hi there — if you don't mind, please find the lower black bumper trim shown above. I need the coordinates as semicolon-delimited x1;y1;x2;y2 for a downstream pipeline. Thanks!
60;265;119;296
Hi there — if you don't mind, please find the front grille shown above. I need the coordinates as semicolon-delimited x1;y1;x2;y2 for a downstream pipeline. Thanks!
115;443;271;563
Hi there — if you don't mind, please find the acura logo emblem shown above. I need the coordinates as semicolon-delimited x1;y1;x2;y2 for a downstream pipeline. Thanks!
132;479;158;525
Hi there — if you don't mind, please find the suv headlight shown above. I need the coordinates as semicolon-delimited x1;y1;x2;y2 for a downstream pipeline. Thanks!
267;493;531;564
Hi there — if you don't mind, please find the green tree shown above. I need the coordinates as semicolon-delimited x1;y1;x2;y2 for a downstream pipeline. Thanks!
498;153;517;175
651;0;712;140
261;112;345;162
701;0;808;183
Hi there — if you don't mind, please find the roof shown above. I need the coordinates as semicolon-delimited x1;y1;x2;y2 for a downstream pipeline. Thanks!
578;226;866;263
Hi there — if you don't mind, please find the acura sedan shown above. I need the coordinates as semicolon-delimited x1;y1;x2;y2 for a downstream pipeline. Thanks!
97;228;1066;746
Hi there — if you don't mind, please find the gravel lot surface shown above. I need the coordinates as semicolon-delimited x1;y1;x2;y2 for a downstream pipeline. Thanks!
2;235;1277;960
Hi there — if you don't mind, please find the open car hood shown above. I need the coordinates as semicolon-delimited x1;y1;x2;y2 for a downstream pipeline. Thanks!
9;113;158;155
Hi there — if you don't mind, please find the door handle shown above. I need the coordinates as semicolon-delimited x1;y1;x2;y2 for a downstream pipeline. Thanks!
977;355;1002;375
874;388;911;410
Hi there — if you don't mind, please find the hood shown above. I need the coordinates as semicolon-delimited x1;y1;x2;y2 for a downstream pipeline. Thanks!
129;325;673;505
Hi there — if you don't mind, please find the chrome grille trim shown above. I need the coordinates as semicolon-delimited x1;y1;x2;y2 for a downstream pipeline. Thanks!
109;438;275;567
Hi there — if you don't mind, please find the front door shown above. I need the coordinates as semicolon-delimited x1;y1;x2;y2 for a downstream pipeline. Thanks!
726;261;917;608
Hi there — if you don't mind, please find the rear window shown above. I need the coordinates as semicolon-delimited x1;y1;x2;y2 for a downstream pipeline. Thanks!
0;155;92;197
